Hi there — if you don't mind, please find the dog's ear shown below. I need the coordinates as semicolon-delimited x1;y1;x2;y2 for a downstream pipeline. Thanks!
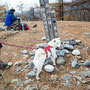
53;40;56;43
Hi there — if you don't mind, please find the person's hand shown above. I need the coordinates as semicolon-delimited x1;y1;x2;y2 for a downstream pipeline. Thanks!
17;17;21;22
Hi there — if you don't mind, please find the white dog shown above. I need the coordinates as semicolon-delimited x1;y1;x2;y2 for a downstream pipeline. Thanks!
29;38;61;80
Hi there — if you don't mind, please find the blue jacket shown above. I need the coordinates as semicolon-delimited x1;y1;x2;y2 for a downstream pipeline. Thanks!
5;10;17;26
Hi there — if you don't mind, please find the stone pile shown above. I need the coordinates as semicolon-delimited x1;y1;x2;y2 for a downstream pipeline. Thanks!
10;38;90;89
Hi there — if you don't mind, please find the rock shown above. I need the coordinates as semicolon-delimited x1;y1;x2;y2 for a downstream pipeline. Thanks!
25;69;29;73
29;51;35;56
2;36;6;39
13;31;19;34
17;80;23;86
70;71;76;74
59;51;65;56
59;65;65;69
31;56;34;59
44;64;54;73
76;81;81;85
64;44;74;51
5;65;10;69
69;40;76;46
21;61;26;65
78;46;83;49
27;71;36;78
49;75;58;82
74;45;78;48
24;84;38;90
81;71;90;78
14;62;21;66
64;39;70;41
14;61;26;66
57;50;65;57
33;24;37;28
72;49;80;56
24;79;33;85
84;32;90;35
71;59;80;68
22;50;28;54
23;55;29;59
74;75;82;81
42;37;46;41
29;61;35;69
25;77;29;80
57;57;65;65
76;40;81;44
63;74;72;80
41;85;49;90
87;85;90;90
64;41;69;45
16;67;22;72
59;45;64;50
44;58;53;66
8;62;13;67
84;60;90;67
75;56;82;60
21;69;24;72
12;79;18;83
36;43;48;48
81;79;90;84
24;65;28;69
62;80;71;86
61;49;69;54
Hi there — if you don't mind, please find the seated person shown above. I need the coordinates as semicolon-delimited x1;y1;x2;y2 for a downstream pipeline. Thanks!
5;9;20;30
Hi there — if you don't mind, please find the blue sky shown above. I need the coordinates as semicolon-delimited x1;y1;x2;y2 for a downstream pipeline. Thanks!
0;0;71;12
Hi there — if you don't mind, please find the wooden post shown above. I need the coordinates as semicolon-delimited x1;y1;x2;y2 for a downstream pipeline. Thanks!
39;0;58;42
51;11;58;38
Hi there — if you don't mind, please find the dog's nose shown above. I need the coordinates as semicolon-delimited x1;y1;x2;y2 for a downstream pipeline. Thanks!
56;47;60;50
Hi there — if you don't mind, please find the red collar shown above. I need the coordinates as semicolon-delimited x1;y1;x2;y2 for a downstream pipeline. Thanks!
44;45;52;52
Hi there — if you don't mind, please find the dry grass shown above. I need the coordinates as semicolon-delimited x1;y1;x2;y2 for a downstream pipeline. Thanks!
0;21;90;90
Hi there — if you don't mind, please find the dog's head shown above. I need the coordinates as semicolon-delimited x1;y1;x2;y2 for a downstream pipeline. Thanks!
48;38;61;49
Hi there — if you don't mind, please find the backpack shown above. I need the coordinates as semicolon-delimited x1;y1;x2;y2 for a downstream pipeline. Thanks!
19;23;29;30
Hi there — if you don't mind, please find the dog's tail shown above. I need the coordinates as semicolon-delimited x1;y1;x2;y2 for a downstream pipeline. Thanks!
29;61;35;69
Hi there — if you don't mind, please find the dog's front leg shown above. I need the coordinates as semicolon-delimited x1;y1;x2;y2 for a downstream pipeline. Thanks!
51;49;57;66
51;56;56;66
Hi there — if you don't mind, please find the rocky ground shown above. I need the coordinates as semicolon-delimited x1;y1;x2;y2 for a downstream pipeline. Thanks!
0;21;90;90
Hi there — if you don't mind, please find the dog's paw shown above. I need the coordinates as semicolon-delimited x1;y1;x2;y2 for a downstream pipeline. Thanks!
53;63;56;66
36;77;40;80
